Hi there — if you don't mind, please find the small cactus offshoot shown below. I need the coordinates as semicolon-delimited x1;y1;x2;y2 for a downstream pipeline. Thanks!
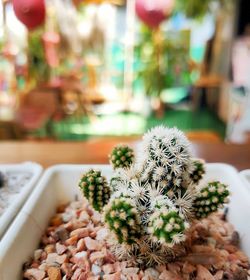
148;209;187;246
104;197;141;245
190;159;205;184
193;181;230;219
109;145;134;169
78;125;231;267
79;169;110;212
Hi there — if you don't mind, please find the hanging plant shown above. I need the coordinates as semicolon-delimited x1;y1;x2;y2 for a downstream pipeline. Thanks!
175;0;233;20
28;28;50;84
135;26;191;98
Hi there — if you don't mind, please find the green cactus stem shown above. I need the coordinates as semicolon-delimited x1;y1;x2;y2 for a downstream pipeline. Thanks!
190;159;205;184
109;145;134;169
79;169;110;212
193;181;230;219
104;197;141;245
148;209;187;246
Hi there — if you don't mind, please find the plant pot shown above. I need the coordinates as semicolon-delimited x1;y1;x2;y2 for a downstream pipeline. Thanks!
0;162;42;240
240;169;250;191
0;164;250;279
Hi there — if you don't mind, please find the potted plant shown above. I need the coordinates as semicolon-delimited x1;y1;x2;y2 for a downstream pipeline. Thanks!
22;126;249;279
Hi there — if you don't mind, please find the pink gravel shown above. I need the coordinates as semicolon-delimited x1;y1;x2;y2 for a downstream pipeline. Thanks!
23;201;250;280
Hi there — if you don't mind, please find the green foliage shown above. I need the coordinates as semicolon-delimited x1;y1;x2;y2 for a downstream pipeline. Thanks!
175;0;233;20
175;0;215;19
193;181;230;218
135;27;191;98
79;169;110;212
109;145;134;169
28;28;50;83
104;197;141;245
148;209;186;245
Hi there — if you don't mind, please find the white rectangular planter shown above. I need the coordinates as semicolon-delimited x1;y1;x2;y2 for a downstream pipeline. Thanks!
0;162;42;240
240;170;250;189
0;163;250;280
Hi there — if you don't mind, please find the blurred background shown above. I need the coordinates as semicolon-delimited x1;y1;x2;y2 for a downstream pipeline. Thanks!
0;0;249;144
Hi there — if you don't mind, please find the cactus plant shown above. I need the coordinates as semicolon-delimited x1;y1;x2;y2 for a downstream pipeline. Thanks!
193;181;230;219
109;144;134;169
189;158;205;184
104;196;142;245
79;169;110;212
140;126;192;193
78;125;230;266
148;208;187;246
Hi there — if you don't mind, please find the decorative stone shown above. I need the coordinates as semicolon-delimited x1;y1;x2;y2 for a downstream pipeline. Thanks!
92;264;102;275
47;267;62;280
96;228;109;241
144;268;160;279
102;263;115;275
90;251;105;264
23;268;46;280
46;253;67;265
103;272;121;280
79;211;90;223
34;249;43;261
84;237;102;251
56;243;67;255
70;228;89;239
55;228;69;242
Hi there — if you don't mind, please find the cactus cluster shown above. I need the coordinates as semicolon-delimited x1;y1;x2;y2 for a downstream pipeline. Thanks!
78;126;230;266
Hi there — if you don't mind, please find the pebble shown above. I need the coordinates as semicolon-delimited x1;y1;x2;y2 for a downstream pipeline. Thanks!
103;271;121;280
23;268;46;280
96;228;109;241
61;263;73;278
84;237;102;251
46;253;67;265
50;215;63;227
144;268;160;279
39;263;47;271
70;228;89;239
47;267;62;280
76;238;86;252
55;228;69;242
34;249;43;261
45;245;55;254
92;264;102;275
102;263;116;274
74;251;88;259
65;235;78;246
90;251;105;264
79;211;90;223
56;243;67;255
122;267;140;275
91;212;102;225
61;213;73;223
23;201;250;280
196;264;214;280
